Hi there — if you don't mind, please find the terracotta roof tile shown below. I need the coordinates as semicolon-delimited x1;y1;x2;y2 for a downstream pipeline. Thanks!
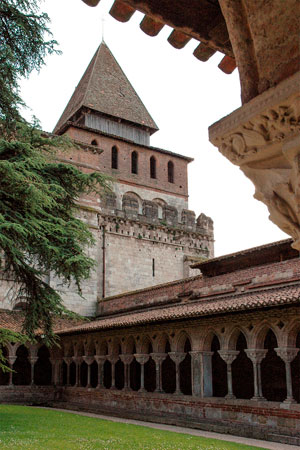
0;310;86;335
54;42;158;134
57;283;300;335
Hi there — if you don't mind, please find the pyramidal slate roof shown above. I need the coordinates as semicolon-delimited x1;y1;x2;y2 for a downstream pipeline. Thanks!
54;41;158;134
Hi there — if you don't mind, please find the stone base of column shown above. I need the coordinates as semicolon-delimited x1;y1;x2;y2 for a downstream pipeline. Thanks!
175;390;183;396
225;393;236;399
96;384;104;390
122;387;132;392
251;395;266;401
283;397;297;404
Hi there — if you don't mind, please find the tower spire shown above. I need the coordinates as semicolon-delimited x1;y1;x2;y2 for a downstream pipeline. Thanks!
53;41;158;135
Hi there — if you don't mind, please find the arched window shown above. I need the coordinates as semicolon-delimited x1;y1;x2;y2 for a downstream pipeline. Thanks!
91;139;98;146
131;151;138;174
111;146;118;169
168;161;174;183
150;156;156;179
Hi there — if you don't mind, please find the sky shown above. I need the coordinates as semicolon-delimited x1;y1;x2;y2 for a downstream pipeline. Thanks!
20;0;287;257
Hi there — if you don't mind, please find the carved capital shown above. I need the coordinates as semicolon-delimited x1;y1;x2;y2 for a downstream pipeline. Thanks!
119;354;134;365
169;352;186;365
82;356;94;366
7;356;16;365
134;353;150;365
245;349;267;364
107;354;119;364
72;356;83;365
275;347;299;363
150;352;166;364
94;355;107;365
63;357;73;366
209;73;300;249
218;350;239;365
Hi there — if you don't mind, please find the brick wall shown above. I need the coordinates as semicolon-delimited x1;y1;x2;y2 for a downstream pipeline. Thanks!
65;126;190;199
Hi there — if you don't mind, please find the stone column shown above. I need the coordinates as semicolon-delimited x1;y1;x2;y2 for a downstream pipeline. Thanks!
63;357;73;386
57;360;64;386
29;356;38;386
275;347;299;404
135;354;150;392
120;355;134;391
82;356;94;388
107;355;119;390
245;349;267;400
94;355;106;389
218;350;239;399
190;351;214;397
72;356;82;387
7;356;16;386
150;353;166;393
49;358;56;385
169;352;186;395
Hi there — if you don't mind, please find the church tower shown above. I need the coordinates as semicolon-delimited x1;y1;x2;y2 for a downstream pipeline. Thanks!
52;42;214;316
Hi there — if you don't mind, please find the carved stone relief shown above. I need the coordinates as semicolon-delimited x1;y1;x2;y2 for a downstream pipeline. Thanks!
209;73;300;249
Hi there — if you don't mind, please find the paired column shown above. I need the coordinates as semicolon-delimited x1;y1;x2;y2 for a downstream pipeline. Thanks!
94;355;106;389
151;353;166;393
7;356;16;386
169;352;186;395
72;356;82;387
29;356;38;386
245;349;267;400
218;350;239;399
63;357;73;386
82;356;94;388
275;347;299;404
190;351;214;397
120;355;134;391
134;354;149;392
107;355;119;390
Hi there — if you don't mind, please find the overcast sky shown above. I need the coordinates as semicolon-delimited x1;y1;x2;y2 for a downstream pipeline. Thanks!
20;0;287;257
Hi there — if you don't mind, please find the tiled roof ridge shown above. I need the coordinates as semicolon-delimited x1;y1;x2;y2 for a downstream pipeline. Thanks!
98;273;202;304
97;43;158;131
100;279;300;320
57;282;300;335
191;238;294;268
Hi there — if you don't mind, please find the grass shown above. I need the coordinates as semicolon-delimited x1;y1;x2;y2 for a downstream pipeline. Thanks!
0;405;268;450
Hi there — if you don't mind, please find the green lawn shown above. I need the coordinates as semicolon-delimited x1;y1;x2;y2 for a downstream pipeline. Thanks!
0;405;267;450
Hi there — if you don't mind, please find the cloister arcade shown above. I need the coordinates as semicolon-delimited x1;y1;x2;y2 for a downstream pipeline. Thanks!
1;319;300;405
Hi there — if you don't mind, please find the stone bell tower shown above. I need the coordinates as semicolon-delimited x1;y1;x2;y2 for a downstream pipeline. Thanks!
51;41;215;315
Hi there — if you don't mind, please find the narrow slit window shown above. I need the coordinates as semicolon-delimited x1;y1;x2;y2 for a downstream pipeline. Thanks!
152;258;155;277
131;151;138;174
168;161;174;183
150;156;156;179
112;146;118;169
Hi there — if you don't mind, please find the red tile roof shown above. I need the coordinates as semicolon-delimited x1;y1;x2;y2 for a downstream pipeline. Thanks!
0;310;86;335
57;283;300;335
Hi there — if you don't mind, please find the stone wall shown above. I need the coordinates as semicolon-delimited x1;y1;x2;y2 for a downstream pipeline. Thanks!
97;253;300;316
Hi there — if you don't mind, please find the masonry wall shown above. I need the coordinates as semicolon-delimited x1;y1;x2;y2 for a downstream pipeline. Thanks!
97;254;300;316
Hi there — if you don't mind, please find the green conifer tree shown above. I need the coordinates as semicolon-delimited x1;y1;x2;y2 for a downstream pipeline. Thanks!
0;0;110;365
